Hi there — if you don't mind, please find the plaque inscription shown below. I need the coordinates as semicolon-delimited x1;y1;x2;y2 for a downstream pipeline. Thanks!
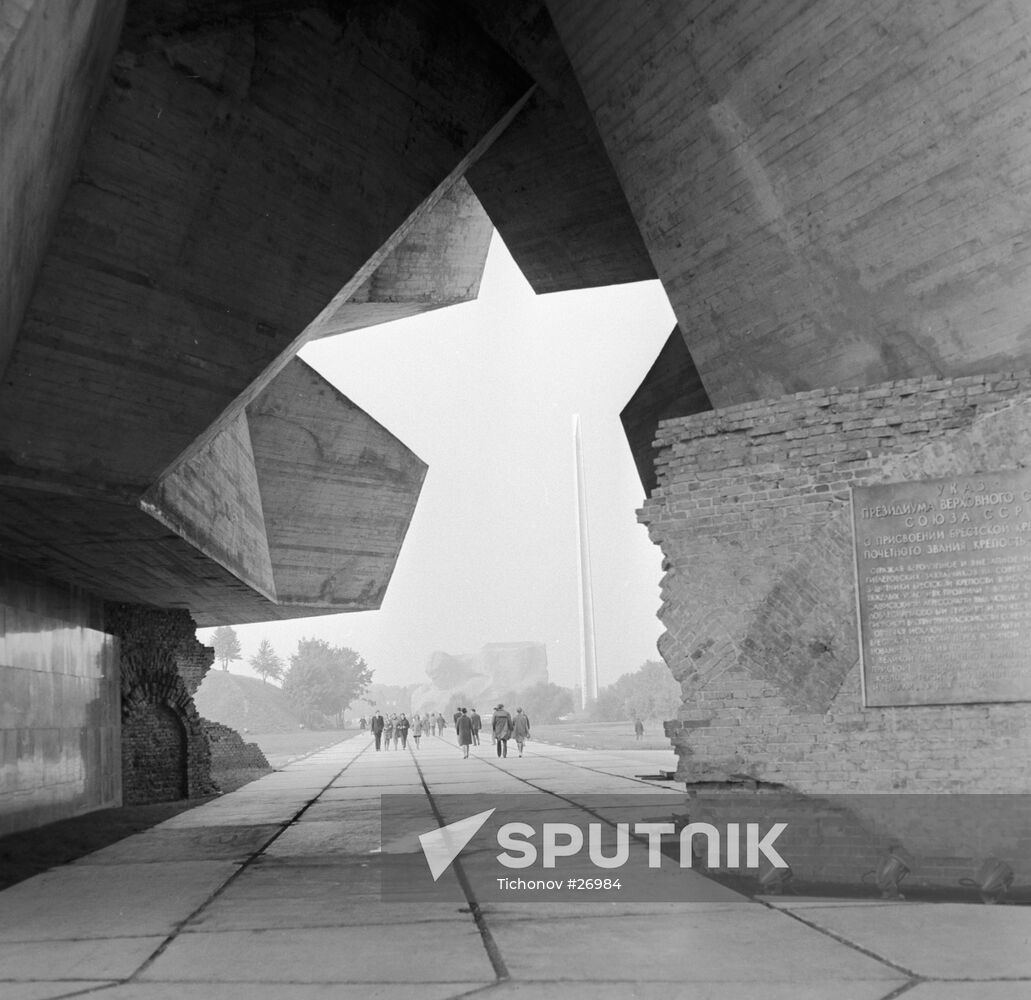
852;469;1031;706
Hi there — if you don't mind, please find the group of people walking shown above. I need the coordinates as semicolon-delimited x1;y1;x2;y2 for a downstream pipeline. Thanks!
455;704;530;759
360;705;530;758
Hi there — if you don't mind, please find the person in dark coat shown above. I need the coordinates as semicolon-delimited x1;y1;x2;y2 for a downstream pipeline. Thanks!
492;704;513;758
396;713;410;750
470;708;482;745
370;711;385;751
456;708;474;759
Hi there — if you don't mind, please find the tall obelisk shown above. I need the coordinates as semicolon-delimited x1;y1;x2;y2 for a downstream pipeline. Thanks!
573;414;600;708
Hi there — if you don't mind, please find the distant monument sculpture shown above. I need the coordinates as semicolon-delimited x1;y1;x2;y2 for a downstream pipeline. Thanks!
411;642;548;713
573;414;600;709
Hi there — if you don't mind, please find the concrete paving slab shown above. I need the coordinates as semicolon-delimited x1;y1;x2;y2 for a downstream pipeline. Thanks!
301;799;388;822
155;801;306;829
91;983;492;1000
327;783;425;796
139;924;496;983
264;818;381;856
189;893;464;932
0;861;237;941
489;908;903;982
190;854;467;918
190;897;466;932
784;903;1031;979
0;983;119;1000
0;936;164;979
318;787;389;802
479;899;755;919
3;736;1022;995
905;983;1031;999
476;981;905;1000
73;824;281;864
760;897;907;908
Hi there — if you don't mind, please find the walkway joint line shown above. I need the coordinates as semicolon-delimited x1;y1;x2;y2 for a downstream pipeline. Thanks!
127;739;373;982
408;746;512;983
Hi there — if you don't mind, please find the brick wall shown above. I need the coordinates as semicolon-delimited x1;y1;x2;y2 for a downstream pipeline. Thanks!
105;603;217;804
639;372;1031;796
202;720;270;773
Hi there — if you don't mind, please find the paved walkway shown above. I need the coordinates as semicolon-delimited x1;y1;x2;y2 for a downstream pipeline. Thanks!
1;734;1028;999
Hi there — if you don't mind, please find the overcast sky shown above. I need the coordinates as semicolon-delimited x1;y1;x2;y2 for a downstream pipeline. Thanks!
200;235;675;691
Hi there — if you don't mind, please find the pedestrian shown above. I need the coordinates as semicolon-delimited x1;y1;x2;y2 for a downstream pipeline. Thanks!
412;713;423;748
359;716;367;731
470;708;481;745
384;714;395;750
492;703;512;758
397;713;410;750
634;718;644;741
371;710;384;751
457;707;474;759
512;707;530;756
437;712;447;736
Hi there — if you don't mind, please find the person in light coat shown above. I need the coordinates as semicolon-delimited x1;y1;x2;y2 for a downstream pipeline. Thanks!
511;707;530;757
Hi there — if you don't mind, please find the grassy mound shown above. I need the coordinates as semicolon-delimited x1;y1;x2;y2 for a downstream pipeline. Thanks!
194;670;303;734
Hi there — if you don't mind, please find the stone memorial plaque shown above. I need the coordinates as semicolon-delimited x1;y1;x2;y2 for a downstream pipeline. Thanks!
852;469;1031;706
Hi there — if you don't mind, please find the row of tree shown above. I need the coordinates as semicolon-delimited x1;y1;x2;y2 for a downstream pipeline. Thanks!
587;660;681;722
435;660;680;726
209;627;682;726
440;681;575;725
210;627;372;728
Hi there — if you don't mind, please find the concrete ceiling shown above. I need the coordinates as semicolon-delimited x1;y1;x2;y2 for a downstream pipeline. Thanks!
6;0;1031;620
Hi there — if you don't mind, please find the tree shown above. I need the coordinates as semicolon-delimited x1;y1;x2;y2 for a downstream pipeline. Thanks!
362;683;413;716
497;682;575;724
249;638;284;685
211;625;242;672
590;660;681;723
282;638;372;727
442;691;474;720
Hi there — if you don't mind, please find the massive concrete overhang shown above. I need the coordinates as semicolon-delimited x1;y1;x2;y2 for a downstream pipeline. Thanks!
0;0;527;623
6;0;1031;616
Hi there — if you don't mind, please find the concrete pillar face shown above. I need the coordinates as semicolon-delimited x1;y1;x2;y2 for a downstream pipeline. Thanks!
547;0;1031;405
639;372;1031;795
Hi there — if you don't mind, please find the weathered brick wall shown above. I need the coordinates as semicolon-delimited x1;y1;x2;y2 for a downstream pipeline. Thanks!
202;720;270;772
177;640;214;697
105;603;217;804
639;372;1031;795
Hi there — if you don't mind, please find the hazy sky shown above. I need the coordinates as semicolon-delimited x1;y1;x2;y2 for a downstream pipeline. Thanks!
200;235;675;691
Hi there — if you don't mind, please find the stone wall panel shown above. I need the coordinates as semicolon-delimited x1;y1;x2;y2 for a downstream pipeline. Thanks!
641;372;1031;794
